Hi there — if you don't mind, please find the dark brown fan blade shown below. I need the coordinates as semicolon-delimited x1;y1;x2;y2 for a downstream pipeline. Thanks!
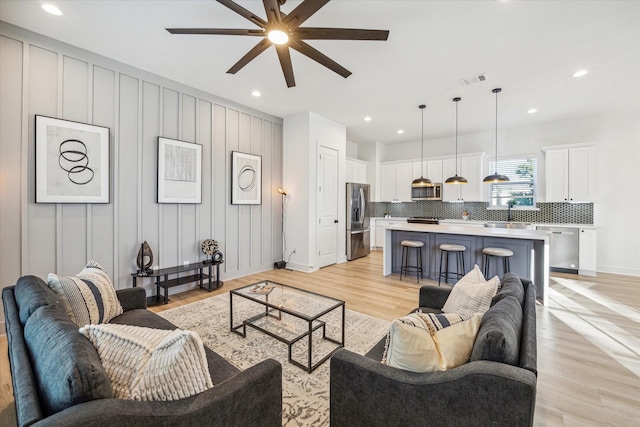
216;0;268;28
289;40;351;78
227;38;271;74
283;0;330;29
296;27;389;41
263;0;283;24
275;44;296;88
166;28;265;36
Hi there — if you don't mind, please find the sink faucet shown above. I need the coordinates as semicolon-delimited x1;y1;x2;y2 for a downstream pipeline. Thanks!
507;199;517;222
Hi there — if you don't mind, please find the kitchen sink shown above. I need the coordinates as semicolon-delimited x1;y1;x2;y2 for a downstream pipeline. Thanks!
484;221;535;230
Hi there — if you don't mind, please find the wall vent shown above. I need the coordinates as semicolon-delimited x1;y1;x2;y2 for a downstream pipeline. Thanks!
460;73;488;86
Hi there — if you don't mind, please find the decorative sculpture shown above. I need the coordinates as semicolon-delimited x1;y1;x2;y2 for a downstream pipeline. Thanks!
136;241;154;275
202;239;219;263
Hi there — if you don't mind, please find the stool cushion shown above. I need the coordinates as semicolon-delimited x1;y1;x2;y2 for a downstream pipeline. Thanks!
439;244;466;252
482;247;514;257
401;240;424;248
442;265;499;319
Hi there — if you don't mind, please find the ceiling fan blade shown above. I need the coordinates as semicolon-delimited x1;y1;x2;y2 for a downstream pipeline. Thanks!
283;0;330;29
263;0;283;24
227;39;271;74
275;44;296;88
289;40;351;79
297;27;390;41
166;28;264;36
216;0;268;28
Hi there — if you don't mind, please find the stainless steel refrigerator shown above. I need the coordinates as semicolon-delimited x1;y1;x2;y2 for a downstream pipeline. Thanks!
346;182;370;260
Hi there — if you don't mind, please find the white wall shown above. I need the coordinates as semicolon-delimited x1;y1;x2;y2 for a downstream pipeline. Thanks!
283;112;346;272
0;24;284;330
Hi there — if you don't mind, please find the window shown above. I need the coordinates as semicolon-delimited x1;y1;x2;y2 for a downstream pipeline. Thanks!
488;157;537;207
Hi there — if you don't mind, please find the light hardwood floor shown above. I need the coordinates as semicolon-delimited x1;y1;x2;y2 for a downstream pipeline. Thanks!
1;251;639;426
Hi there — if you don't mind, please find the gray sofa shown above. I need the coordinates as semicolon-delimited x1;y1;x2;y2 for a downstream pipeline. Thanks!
330;273;537;427
2;275;282;427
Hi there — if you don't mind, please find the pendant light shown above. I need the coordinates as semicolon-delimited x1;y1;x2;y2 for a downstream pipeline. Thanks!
411;104;433;187
483;88;510;183
445;97;468;184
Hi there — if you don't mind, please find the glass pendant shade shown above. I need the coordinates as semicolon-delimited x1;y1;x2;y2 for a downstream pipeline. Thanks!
445;97;467;185
411;104;433;187
483;88;510;183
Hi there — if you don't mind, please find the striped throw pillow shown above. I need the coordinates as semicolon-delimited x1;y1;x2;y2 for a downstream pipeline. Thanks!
80;324;213;401
48;260;123;326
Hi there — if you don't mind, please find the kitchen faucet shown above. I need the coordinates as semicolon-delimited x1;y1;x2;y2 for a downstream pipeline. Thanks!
507;199;516;222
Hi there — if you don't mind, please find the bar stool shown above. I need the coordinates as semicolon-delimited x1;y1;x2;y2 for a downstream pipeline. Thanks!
438;244;466;285
400;240;424;283
482;247;513;278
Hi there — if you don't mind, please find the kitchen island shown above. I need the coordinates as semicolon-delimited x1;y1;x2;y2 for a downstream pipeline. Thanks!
383;222;550;305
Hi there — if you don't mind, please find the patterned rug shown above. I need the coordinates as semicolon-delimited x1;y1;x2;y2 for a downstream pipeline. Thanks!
158;292;390;426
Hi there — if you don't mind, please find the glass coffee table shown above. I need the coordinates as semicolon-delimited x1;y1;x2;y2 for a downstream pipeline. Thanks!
230;280;345;373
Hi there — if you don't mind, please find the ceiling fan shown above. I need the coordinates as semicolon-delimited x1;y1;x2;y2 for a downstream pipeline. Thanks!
166;0;389;88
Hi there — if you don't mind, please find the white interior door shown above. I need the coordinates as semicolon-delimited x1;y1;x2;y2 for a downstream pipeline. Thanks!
317;145;338;268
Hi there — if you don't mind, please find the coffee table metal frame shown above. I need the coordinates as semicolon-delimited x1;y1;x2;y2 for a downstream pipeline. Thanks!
230;281;345;373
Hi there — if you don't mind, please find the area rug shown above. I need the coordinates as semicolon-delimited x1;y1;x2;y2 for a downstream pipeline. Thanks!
158;292;390;426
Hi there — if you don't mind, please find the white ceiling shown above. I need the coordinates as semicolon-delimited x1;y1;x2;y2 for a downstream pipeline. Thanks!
1;0;639;145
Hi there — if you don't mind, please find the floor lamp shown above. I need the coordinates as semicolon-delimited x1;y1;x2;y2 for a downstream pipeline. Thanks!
274;187;287;269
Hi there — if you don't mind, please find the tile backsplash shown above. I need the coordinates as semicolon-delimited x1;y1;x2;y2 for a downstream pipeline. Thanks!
372;201;593;224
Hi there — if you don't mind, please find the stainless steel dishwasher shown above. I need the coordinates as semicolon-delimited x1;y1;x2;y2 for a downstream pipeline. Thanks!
537;226;579;273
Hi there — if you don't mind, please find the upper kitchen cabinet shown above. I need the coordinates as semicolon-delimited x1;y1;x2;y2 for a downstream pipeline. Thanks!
442;154;484;202
346;158;368;184
379;162;412;202
543;146;594;202
412;159;443;184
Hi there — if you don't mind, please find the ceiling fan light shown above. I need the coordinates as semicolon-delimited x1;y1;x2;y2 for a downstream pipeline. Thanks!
268;29;289;45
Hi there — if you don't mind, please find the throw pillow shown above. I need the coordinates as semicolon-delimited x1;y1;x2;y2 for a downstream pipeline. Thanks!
48;260;123;326
470;295;523;366
382;312;481;373
80;323;213;401
491;273;525;306
442;265;500;319
24;304;113;416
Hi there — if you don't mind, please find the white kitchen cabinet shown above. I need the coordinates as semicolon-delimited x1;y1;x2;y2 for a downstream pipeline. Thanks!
442;155;483;202
544;147;594;202
426;159;443;183
579;228;597;276
379;162;412;202
413;159;443;184
374;218;406;248
346;158;368;183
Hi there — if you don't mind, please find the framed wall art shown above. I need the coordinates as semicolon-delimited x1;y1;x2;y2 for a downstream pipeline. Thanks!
35;115;110;203
157;137;202;204
231;151;261;205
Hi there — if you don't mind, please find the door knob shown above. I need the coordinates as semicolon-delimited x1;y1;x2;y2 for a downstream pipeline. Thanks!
334;220;339;223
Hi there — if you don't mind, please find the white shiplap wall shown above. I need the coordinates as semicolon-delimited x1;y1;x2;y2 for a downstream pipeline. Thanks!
0;23;284;330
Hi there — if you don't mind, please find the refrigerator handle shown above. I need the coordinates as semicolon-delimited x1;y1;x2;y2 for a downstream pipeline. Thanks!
360;187;366;225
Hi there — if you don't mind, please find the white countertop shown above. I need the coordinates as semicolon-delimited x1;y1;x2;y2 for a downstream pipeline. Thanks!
373;218;597;229
386;222;550;241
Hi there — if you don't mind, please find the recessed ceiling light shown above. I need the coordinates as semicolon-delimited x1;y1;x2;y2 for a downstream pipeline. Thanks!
42;4;63;16
527;108;537;114
251;90;261;97
364;116;372;122
397;129;404;134
571;70;588;78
